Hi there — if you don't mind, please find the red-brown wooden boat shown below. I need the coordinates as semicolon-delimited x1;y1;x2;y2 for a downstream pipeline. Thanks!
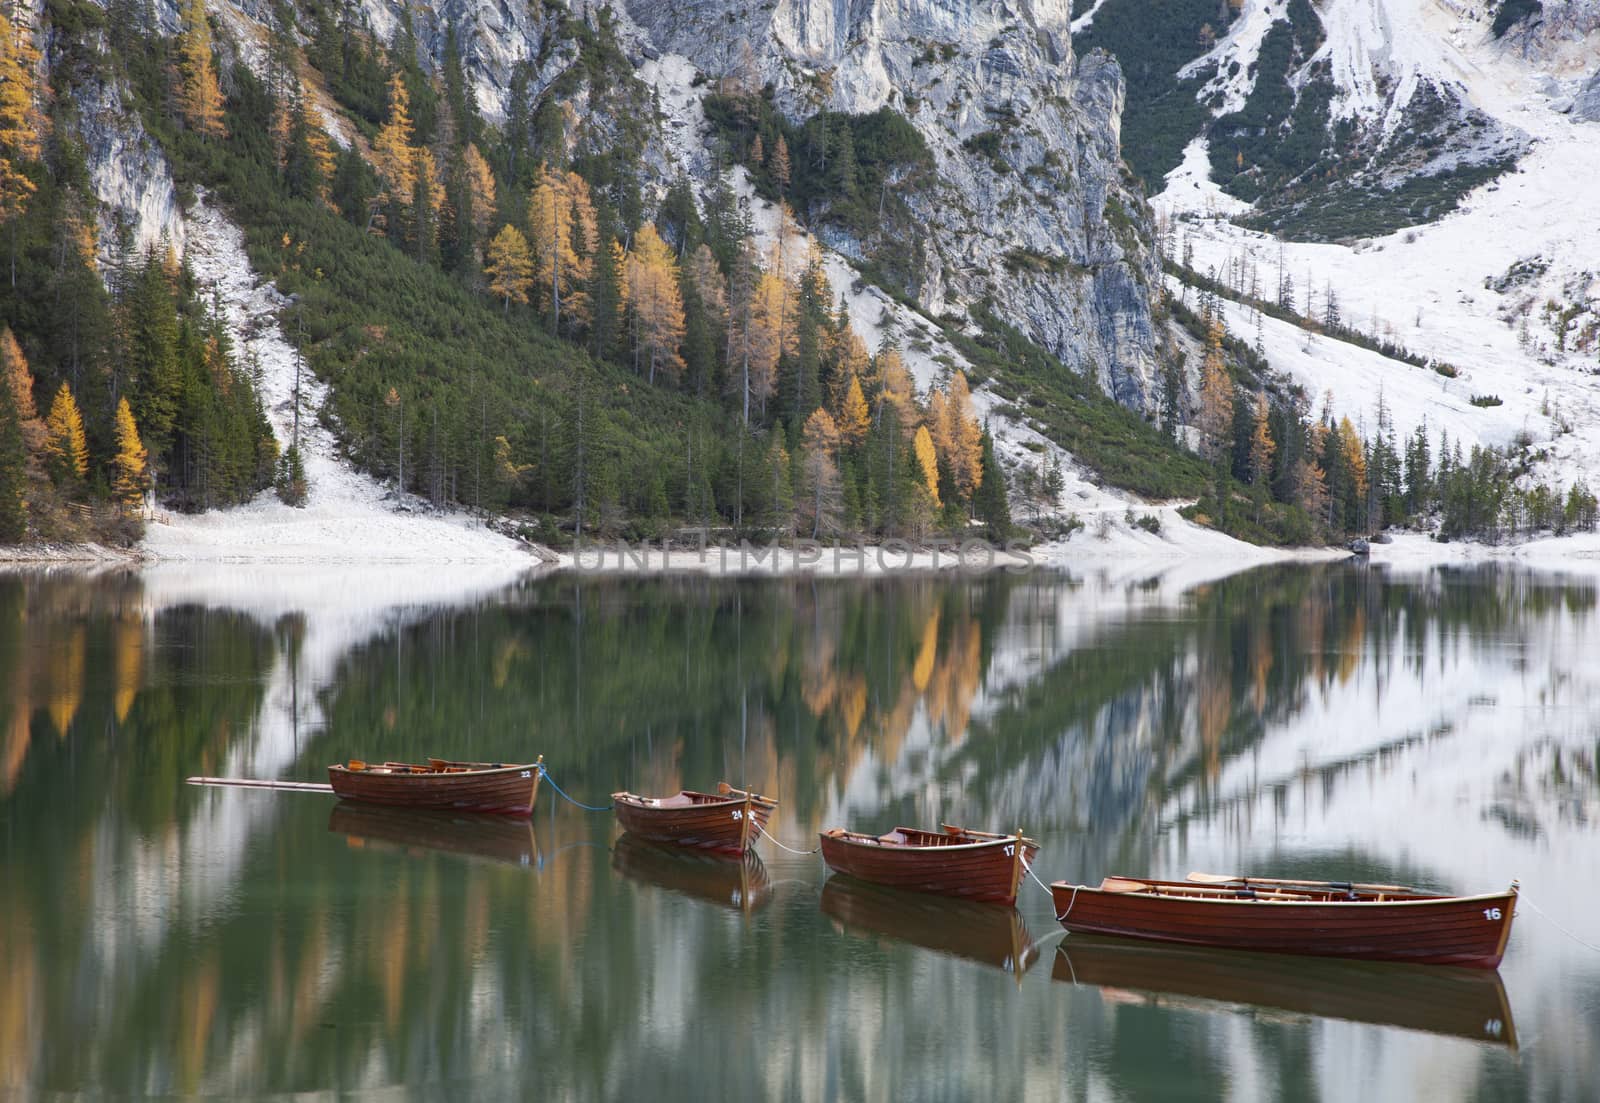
327;755;544;816
611;782;778;854
1049;873;1518;968
818;824;1039;906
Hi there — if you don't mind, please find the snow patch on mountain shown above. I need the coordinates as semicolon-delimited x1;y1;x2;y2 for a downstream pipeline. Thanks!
141;197;534;564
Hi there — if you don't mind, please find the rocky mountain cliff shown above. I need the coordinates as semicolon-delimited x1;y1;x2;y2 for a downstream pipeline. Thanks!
219;0;1165;412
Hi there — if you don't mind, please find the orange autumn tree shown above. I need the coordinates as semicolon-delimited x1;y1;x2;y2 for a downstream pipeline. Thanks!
111;398;149;510
834;372;870;447
936;371;983;502
484;224;533;313
623;223;686;385
42;382;87;489
528;166;597;333
372;73;417;212
912;424;940;509
176;0;226;138
0;3;43;246
0;327;43;455
1196;319;1234;461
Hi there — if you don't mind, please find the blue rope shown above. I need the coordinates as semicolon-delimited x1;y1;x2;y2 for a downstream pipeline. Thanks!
538;765;612;812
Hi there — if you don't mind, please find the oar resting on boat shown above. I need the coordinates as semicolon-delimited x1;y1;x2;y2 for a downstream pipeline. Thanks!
1186;871;1420;895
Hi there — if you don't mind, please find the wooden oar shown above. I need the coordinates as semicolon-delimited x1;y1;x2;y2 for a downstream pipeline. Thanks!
1188;872;1418;894
1096;878;1311;901
186;776;335;793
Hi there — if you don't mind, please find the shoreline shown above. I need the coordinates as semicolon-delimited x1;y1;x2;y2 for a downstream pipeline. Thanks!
9;528;1600;576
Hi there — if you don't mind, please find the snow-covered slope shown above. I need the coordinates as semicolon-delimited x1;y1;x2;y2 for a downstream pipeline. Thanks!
1159;0;1600;494
140;198;536;564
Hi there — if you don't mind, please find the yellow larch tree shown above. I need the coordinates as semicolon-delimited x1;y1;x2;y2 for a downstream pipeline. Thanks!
623;223;686;385
940;371;983;501
912;424;941;509
0;4;44;230
1196;319;1234;461
528;166;597;332
875;348;917;434
461;143;497;240
372;73;417;208
1248;392;1275;485
745;269;786;416
42;382;87;487
834;372;870;447
1337;416;1367;500
111;397;149;510
1;326;43;455
176;0;226;138
484;224;533;313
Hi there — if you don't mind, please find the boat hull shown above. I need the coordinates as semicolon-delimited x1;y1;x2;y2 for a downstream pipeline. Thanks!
1050;883;1517;968
612;789;776;854
327;761;542;816
820;831;1038;906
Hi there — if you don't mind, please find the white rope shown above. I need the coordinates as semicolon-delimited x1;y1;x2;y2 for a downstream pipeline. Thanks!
753;818;822;856
1019;852;1054;898
1055;884;1081;923
1522;894;1600;954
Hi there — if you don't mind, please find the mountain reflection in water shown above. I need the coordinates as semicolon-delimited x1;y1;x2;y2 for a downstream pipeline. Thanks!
1;563;1596;1101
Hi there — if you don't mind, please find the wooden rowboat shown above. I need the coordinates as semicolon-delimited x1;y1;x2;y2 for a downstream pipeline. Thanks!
1053;937;1517;1048
819;824;1039;906
1049;874;1518;968
327;755;544;816
611;782;777;854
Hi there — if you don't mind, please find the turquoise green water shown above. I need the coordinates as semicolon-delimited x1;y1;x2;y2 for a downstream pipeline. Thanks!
1;564;1596;1101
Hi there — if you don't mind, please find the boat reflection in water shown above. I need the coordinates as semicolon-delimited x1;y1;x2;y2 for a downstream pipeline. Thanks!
329;803;542;868
1053;936;1517;1048
611;831;773;914
820;876;1041;979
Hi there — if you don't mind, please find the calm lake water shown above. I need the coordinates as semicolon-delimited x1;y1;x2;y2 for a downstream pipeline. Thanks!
2;562;1598;1101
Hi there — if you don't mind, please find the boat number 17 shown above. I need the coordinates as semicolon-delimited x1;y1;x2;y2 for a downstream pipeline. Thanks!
1483;907;1502;921
1003;845;1016;857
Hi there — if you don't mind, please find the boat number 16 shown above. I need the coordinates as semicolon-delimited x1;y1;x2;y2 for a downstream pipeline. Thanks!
1483;907;1503;921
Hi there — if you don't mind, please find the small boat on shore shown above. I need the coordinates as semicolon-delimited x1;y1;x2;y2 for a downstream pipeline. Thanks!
327;755;544;816
819;824;1039;906
1049;873;1518;968
611;782;778;854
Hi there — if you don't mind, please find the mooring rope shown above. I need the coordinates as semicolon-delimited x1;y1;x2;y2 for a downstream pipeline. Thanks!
1019;852;1054;898
753;818;822;856
1055;884;1081;923
1522;894;1600;954
537;765;613;812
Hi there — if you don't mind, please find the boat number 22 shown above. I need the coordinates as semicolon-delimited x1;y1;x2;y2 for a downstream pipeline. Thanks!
1483;907;1503;921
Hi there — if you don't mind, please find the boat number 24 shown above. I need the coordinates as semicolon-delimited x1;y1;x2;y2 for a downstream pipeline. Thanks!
1482;907;1503;921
